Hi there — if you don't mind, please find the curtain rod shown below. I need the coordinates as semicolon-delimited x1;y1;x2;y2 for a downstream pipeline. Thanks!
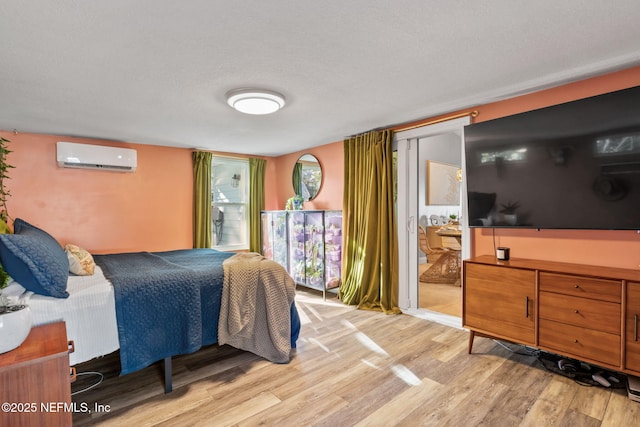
191;150;255;161
394;110;479;133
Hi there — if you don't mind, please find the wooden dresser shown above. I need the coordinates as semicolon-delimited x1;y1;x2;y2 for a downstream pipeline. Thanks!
463;256;640;374
626;282;640;373
0;322;75;427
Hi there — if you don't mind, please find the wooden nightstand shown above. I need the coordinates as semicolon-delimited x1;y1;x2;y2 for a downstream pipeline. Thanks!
0;322;75;427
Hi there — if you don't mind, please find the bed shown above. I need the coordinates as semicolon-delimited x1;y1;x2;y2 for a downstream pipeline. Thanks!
0;219;300;393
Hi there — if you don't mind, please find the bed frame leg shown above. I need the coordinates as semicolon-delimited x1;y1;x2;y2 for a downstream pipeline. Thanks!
163;357;172;393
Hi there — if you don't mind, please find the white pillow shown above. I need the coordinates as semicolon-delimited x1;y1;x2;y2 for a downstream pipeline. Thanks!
65;244;95;276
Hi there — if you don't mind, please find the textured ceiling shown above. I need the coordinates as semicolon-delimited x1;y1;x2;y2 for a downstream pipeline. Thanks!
1;1;640;156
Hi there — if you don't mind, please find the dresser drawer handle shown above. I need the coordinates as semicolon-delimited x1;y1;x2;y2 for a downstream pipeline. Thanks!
525;296;529;318
574;339;579;343
574;310;579;314
635;315;638;342
68;340;75;354
574;284;580;289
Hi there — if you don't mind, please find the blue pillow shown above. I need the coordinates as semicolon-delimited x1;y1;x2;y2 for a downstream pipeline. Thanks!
0;218;69;298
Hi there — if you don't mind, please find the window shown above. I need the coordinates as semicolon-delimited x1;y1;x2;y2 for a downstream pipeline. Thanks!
211;156;249;250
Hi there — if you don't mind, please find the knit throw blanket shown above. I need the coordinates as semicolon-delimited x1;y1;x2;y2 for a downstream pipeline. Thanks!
219;252;296;363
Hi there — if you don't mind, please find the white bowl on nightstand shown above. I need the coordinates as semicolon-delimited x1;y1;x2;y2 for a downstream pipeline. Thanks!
0;305;32;354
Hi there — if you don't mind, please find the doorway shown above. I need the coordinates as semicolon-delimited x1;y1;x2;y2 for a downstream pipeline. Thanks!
417;133;462;317
395;117;470;328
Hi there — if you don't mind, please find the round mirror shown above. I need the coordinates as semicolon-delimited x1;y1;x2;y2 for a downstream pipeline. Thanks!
292;154;322;201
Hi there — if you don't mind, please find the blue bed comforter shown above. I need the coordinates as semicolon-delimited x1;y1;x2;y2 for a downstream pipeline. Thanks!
94;249;299;375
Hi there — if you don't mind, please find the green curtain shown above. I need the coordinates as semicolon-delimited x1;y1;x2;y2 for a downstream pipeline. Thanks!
193;151;212;248
249;157;266;253
292;161;302;196
339;129;400;314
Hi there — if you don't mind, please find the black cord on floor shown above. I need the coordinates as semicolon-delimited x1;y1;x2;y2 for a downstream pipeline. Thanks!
493;339;540;357
491;340;626;390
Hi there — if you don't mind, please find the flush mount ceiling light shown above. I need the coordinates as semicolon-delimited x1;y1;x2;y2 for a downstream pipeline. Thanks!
226;89;286;115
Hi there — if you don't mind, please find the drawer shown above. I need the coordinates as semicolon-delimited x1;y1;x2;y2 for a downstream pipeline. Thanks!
539;272;621;303
539;319;620;367
539;292;620;335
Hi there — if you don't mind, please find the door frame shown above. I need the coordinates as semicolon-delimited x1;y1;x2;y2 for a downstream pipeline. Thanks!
394;117;471;327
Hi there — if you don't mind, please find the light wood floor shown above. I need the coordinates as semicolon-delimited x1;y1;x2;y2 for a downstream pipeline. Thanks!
419;262;461;317
72;288;639;426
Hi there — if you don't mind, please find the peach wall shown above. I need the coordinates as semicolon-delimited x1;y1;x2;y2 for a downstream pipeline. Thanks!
269;141;344;211
264;156;280;210
0;130;327;254
1;132;194;253
467;66;640;270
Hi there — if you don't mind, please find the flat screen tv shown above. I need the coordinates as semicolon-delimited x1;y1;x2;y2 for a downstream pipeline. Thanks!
464;85;640;230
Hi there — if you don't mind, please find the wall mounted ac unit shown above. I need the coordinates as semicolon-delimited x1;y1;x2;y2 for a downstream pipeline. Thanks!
56;142;137;172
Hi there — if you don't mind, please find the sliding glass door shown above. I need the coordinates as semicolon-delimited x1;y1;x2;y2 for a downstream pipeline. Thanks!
394;117;471;325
